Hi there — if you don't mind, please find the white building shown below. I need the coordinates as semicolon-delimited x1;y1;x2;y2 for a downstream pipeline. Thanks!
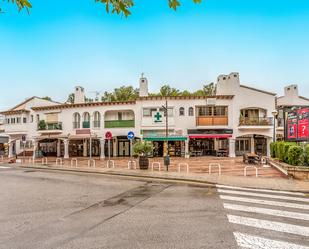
0;72;276;158
276;84;309;140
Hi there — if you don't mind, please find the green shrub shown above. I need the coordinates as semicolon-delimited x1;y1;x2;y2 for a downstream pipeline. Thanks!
287;146;304;166
283;142;296;163
305;145;309;166
270;142;275;158
277;141;285;161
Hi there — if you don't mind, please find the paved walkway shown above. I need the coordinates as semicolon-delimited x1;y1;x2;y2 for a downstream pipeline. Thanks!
2;156;308;192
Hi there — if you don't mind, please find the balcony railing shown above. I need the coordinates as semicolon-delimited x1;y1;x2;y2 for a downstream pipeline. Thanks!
38;122;62;131
239;117;273;126
82;121;90;128
93;121;101;128
105;120;135;128
196;116;228;126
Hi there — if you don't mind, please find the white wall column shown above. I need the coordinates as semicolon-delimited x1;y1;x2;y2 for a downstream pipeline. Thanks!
15;140;21;155
33;140;38;159
57;139;61;157
266;138;271;157
113;138;117;157
64;139;69;159
185;139;189;158
214;138;219;151
250;136;255;154
8;142;13;158
83;139;88;157
228;138;236;158
100;138;105;159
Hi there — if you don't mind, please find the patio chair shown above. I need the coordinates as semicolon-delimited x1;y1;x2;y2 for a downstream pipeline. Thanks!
243;153;249;164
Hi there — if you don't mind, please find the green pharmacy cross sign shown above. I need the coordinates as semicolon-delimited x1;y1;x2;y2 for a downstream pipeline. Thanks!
154;112;163;123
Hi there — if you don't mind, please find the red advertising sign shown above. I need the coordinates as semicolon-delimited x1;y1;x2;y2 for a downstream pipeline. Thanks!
105;131;113;140
297;108;309;139
287;111;298;139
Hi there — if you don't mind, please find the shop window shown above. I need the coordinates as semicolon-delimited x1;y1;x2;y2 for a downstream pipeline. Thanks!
16;117;21;123
179;107;185;116
188;107;194;116
23;117;27;123
93;111;101;128
73;113;81;129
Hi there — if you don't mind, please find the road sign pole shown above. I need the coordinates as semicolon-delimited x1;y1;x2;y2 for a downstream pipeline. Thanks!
108;139;111;162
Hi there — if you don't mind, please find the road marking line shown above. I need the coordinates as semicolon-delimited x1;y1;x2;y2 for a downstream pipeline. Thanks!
223;203;309;221
218;189;309;203
216;184;306;196
0;166;10;169
234;232;309;249
228;215;309;237
220;195;309;210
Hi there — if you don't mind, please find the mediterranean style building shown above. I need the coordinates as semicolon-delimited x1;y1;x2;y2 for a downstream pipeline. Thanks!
1;72;295;159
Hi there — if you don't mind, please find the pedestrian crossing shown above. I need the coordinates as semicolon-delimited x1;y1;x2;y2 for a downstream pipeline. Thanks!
217;184;309;249
0;166;10;169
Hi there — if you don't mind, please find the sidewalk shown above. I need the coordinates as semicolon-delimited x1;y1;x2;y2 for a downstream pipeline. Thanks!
14;162;309;193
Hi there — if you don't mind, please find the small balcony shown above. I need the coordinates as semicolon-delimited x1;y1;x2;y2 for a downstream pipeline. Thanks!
38;122;62;134
239;117;273;126
196;116;228;126
104;120;135;128
82;121;90;129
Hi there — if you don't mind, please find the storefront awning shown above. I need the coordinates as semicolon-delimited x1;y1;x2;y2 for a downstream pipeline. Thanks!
189;134;232;139
69;134;97;140
143;136;187;141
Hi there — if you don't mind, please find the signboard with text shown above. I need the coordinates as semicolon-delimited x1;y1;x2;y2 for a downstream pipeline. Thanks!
286;107;309;141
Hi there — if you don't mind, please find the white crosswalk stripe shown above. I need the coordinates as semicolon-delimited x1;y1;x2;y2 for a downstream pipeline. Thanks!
223;203;309;221
234;232;309;249
216;184;307;196
0;166;10;169
218;185;309;249
218;188;309;203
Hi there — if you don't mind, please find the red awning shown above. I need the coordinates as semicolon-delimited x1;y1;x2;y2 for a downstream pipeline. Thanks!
189;134;232;139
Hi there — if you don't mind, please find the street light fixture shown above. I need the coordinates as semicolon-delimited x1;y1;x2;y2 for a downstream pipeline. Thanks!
272;110;279;142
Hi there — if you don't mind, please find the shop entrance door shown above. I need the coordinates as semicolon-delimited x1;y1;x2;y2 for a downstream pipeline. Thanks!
255;137;267;155
118;141;130;157
153;141;164;157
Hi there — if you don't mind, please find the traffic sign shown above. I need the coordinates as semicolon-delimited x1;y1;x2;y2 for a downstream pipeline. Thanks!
105;131;112;140
127;131;135;140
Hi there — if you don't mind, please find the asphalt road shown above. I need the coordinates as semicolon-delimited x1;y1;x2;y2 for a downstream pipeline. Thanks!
0;166;308;249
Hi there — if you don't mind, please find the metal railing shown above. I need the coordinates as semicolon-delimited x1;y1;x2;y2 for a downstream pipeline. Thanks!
104;120;135;128
82;121;90;128
38;122;62;131
209;163;222;175
239;117;273;126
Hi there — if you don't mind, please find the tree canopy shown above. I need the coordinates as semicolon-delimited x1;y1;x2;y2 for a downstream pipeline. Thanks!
3;0;202;16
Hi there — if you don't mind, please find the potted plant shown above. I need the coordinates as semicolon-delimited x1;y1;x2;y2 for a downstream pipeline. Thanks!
133;141;153;170
38;120;47;130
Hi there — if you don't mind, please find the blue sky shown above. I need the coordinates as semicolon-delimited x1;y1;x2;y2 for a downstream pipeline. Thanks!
0;0;309;109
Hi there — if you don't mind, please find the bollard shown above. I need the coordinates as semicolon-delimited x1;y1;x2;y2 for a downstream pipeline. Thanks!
56;158;63;166
151;162;161;171
71;158;78;167
88;159;96;167
41;157;48;165
178;163;189;173
106;160;115;168
244;166;258;177
128;160;137;169
209;163;222;175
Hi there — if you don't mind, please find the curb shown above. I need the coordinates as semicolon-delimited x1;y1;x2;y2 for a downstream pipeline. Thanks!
14;164;309;193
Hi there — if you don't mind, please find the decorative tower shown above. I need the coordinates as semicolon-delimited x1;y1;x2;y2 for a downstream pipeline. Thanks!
139;73;149;97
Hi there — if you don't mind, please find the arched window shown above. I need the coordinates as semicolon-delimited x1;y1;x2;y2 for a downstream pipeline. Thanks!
93;111;101;128
188;107;194;116
83;112;90;128
179;107;185;116
73;113;81;129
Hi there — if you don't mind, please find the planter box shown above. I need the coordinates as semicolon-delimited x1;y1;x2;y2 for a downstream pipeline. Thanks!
270;159;309;180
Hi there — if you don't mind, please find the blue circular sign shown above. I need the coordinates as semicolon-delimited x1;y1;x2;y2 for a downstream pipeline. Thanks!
127;131;135;140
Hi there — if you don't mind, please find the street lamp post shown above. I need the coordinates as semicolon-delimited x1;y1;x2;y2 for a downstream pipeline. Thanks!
272;110;279;143
162;99;170;171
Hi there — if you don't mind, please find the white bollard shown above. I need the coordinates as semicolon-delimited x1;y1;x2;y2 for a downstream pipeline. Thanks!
71;158;78;167
56;158;63;166
178;163;189;173
106;160;115;168
151;162;161;171
244;166;258;177
128;160;137;169
88;159;96;167
0;155;3;162
41;157;48;165
209;163;222;175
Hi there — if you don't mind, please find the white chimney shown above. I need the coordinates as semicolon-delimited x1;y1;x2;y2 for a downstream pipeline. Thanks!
74;86;85;104
139;73;149;97
284;84;299;98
